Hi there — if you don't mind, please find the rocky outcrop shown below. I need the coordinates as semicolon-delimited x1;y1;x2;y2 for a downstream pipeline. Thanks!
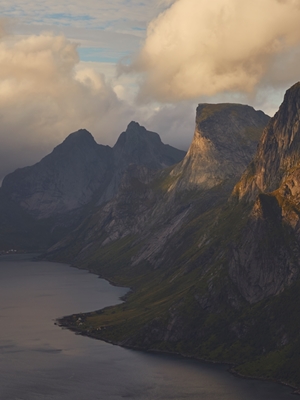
169;104;269;192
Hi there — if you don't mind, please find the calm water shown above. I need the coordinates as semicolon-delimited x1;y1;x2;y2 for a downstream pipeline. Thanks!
0;255;295;400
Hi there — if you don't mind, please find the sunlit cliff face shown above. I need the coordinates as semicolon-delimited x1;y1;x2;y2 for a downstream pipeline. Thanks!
123;0;300;102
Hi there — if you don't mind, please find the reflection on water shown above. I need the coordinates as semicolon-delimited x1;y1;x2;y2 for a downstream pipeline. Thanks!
0;255;295;399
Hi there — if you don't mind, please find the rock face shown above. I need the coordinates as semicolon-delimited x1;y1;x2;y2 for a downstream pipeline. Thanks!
2;123;185;219
46;103;268;269
229;82;300;303
2;129;113;219
234;82;300;202
229;193;299;303
99;121;186;203
169;104;269;192
45;84;300;389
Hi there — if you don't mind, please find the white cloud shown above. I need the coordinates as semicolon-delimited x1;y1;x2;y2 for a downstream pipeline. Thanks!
122;0;300;102
0;21;196;182
0;24;137;180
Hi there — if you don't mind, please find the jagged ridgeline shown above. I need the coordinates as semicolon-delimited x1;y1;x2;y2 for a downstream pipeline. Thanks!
0;122;185;249
45;103;268;266
55;83;300;391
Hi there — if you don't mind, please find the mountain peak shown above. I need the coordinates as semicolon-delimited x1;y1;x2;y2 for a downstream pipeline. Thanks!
169;103;269;191
61;129;96;147
126;121;144;131
114;122;162;151
2;128;113;218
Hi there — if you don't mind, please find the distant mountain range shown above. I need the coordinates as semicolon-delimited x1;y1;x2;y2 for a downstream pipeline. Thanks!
4;84;300;391
2;122;185;219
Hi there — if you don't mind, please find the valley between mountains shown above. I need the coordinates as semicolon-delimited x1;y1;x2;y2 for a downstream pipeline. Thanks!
3;82;300;390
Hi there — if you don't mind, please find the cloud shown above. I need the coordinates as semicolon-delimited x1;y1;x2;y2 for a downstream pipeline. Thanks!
0;20;197;183
145;102;195;151
121;0;300;102
2;1;166;31
0;22;137;181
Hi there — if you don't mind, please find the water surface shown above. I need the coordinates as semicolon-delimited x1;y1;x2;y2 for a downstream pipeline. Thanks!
0;256;295;399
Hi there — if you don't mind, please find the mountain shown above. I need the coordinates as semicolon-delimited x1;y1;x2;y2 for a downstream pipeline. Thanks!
229;82;300;303
2;123;185;220
98;121;186;203
169;103;269;191
46;104;268;267
0;188;54;251
0;123;185;252
54;83;300;391
2;129;113;219
234;82;300;202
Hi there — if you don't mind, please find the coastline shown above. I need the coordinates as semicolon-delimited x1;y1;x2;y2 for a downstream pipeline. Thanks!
56;309;300;396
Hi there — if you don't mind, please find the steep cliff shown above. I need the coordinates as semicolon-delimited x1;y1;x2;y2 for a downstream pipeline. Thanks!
234;82;300;202
229;82;300;303
169;104;269;191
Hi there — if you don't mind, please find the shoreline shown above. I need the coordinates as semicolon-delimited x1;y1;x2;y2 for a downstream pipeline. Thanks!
56;311;300;397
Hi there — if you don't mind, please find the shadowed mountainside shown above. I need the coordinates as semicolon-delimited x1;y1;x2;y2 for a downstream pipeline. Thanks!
45;104;268;269
54;83;300;391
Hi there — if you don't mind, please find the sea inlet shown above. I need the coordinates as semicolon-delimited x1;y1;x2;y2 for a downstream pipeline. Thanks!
0;255;295;399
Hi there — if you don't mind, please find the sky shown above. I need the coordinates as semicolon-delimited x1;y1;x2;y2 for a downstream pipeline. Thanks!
1;0;300;181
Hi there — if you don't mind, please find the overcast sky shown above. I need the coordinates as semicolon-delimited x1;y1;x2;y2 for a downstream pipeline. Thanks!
1;0;300;181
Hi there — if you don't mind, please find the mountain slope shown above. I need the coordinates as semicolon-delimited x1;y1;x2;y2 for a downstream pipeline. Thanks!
56;83;300;390
2;124;185;220
46;103;268;268
99;121;186;203
2;129;113;219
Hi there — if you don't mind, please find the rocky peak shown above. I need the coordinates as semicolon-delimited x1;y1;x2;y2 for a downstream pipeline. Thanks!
60;128;96;147
2;123;185;218
120;121;161;145
234;82;300;202
113;121;175;169
169;103;269;192
98;122;186;203
2;129;113;219
47;129;102;160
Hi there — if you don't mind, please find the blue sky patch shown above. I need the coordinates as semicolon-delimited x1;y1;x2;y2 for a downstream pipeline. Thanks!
78;47;130;63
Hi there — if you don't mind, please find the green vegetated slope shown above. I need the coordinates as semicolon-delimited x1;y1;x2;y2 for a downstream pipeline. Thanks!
57;84;300;390
59;191;300;389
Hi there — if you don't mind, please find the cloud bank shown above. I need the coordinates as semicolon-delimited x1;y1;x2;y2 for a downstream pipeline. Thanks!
0;24;137;180
0;20;193;182
123;0;300;102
